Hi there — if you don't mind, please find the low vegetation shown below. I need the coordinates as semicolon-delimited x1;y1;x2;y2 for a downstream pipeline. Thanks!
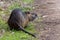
0;0;37;40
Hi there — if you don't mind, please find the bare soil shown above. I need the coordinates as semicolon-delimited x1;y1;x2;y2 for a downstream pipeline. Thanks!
33;0;60;40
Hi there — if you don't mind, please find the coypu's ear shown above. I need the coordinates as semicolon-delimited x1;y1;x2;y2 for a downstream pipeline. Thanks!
24;11;30;14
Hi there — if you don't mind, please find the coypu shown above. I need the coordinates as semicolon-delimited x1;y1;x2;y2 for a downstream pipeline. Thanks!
8;8;37;37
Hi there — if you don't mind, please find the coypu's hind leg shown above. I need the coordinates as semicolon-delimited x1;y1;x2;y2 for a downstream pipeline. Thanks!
24;25;28;28
8;23;14;30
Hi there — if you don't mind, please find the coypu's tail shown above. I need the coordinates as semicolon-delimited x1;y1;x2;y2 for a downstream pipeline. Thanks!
16;22;36;38
19;26;36;38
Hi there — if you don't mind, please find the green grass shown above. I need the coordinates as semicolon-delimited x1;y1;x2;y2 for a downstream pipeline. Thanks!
0;0;38;40
0;31;36;40
8;0;34;12
0;16;37;40
22;0;34;4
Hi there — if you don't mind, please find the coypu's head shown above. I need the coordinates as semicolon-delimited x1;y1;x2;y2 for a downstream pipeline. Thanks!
25;11;37;21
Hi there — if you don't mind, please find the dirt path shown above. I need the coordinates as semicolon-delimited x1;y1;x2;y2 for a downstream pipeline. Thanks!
33;0;60;40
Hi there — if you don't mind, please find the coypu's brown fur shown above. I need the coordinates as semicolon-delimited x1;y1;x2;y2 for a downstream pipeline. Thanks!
8;8;37;37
